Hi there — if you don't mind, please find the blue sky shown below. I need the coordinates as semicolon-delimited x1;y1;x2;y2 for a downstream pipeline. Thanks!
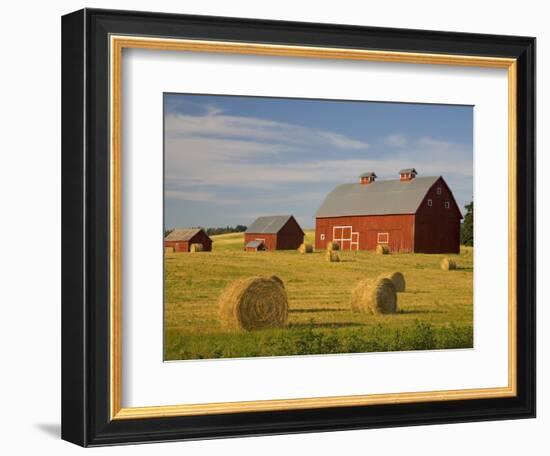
164;94;473;229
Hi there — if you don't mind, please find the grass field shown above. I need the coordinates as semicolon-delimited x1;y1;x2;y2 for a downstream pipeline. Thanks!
164;230;473;360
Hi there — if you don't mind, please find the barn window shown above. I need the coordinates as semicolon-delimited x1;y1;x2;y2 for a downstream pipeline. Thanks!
445;201;450;208
320;234;325;241
377;232;389;244
437;187;442;195
428;199;433;206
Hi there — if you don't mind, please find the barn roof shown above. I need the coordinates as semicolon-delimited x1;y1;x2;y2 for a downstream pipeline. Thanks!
315;176;441;218
164;228;206;241
246;215;302;234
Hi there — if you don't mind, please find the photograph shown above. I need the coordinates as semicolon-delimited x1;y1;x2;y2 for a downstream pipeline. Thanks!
57;5;536;447
163;93;474;361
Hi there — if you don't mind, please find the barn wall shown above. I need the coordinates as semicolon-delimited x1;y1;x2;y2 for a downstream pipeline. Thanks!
164;240;189;252
189;231;213;251
315;214;415;252
414;178;462;254
244;233;277;251
276;218;305;250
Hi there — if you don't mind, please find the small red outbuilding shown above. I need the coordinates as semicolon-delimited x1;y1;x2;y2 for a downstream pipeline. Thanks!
244;215;304;251
164;228;212;252
244;240;266;252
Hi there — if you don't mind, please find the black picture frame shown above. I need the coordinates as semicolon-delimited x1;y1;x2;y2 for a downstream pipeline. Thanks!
62;8;536;447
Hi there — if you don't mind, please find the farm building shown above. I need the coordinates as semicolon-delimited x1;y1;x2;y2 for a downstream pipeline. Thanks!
245;240;266;252
315;169;462;253
244;215;304;251
164;228;212;252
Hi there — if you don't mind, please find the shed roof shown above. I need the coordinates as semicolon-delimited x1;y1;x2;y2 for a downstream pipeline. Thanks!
245;240;265;249
359;171;377;178
245;215;302;234
165;228;206;241
315;176;441;218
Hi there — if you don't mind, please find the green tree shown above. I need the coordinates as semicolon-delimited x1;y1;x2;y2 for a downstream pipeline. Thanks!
460;201;473;246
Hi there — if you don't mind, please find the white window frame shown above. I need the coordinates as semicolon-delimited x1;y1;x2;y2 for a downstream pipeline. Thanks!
377;232;389;244
332;225;359;251
445;201;450;209
351;232;359;251
320;233;325;241
437;187;442;195
428;199;433;206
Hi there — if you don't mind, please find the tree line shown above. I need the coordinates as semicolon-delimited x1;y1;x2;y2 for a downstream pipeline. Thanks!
164;225;247;238
460;201;473;246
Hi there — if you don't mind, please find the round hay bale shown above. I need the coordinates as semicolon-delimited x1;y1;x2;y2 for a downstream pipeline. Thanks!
326;241;340;251
269;275;285;289
190;243;204;252
350;277;397;314
326;251;340;262
218;276;288;331
298;243;313;253
376;244;390;255
378;271;406;292
350;278;371;312
441;257;457;270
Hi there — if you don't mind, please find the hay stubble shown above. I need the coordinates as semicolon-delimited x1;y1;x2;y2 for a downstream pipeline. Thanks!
165;230;473;360
441;258;457;270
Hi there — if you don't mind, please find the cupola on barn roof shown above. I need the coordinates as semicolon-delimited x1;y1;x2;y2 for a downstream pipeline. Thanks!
359;171;377;178
399;168;418;175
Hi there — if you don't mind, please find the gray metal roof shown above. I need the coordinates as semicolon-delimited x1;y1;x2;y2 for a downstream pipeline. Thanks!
245;215;299;234
246;240;264;249
359;171;377;178
315;176;441;218
165;228;204;241
399;168;417;174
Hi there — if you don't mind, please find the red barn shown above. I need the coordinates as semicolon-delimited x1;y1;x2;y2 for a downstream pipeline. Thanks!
315;169;462;253
164;228;212;252
244;215;304;251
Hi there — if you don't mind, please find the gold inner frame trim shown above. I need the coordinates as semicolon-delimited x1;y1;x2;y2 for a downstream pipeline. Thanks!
109;35;518;420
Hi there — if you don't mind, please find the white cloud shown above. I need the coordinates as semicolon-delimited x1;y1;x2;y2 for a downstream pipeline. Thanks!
165;110;369;150
164;105;472;218
166;184;326;205
318;132;370;150
165;107;371;191
165;133;471;191
383;134;408;148
165;189;219;202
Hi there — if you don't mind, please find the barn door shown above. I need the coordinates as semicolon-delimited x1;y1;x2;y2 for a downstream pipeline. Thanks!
333;226;357;250
351;232;359;250
341;226;351;250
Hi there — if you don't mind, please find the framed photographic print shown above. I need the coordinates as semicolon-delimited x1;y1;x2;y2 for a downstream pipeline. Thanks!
61;8;536;447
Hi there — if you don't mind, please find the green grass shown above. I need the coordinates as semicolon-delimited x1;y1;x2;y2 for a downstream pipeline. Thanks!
164;230;473;360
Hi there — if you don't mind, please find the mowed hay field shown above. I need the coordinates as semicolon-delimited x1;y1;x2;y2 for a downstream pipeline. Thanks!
165;230;473;360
